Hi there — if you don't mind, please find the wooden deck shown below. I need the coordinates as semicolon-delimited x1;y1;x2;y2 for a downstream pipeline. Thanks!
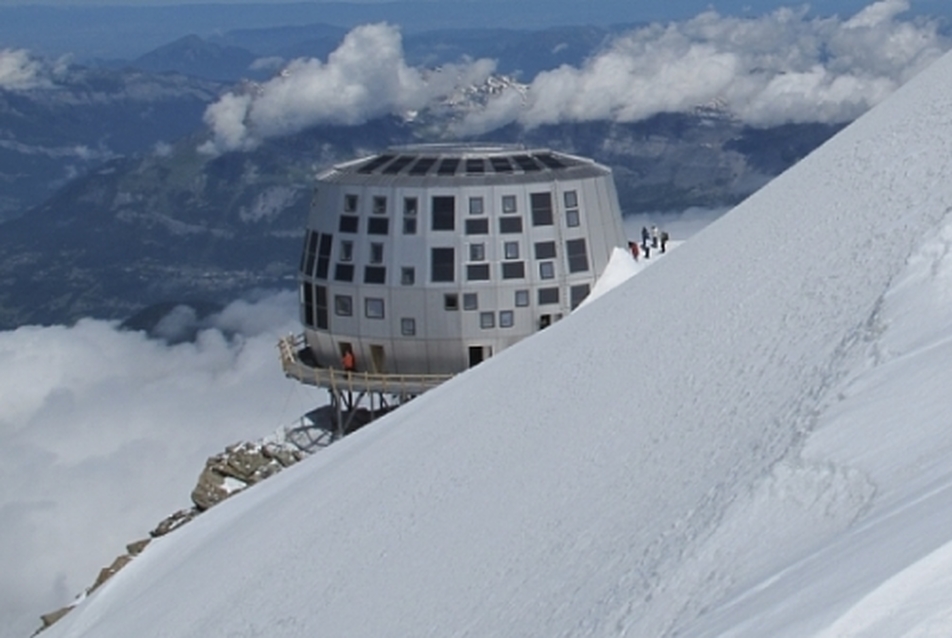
278;334;454;397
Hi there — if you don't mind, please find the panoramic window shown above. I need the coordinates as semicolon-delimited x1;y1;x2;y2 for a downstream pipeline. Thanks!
365;297;385;319
431;247;455;282
432;196;456;231
530;192;554;226
566;238;589;273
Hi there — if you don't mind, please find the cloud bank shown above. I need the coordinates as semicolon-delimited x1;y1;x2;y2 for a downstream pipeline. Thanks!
0;48;51;90
200;1;950;150
0;292;319;638
200;23;496;153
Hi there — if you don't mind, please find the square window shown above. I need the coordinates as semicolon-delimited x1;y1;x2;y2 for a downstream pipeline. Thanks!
364;266;386;284
534;241;556;260
504;241;519;260
367;217;389;235
500;310;514;328
539;261;555;279
344;194;358;213
515;289;529;307
444;293;459;311
538;287;559;305
479;311;495;329
499;216;523;234
466;218;489;235
370;242;384;264
373;195;387;215
403;217;417;235
340;240;353;262
502;195;517;213
365;297;385;319
469;196;484;215
469;243;485;262
463;292;478;310
401;267;415;285
502;261;525;279
467;264;490;281
334;295;353;317
339;215;359;233
401;317;416;336
566;209;580;228
563;190;578;209
404;197;418;215
334;263;354;282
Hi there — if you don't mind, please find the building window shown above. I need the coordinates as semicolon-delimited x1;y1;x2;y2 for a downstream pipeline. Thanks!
530;192;553;226
344;194;358;213
373;195;387;215
368;217;389;235
480;311;495;329
563;190;578;209
401;317;416;336
467;264;490;281
365;297;385;319
335;295;353;317
302;231;318;277
432;196;455;231
444;293;459;311
566;238;589;273
403;197;418;235
564;190;580;228
315;233;332;280
364;266;386;284
502;194;517;213
339;215;359;233
315;284;328;329
504;241;519;260
340;240;353;262
499;217;523;234
431;247;455;282
499;310;514;328
539;261;555;279
334;263;354;282
463;292;478;311
566;209;580;227
302;282;314;327
538;287;559;305
502;261;525;279
370;242;384;264
469;243;485;262
571;284;591;309
403;217;417;234
515;289;529;307
534;241;556;260
401;267;415;285
469;196;484;215
466;218;489;235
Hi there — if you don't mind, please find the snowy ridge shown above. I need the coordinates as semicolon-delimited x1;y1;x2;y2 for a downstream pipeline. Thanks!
45;51;952;637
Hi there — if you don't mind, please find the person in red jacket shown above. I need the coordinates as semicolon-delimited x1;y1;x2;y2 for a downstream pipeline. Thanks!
341;348;356;373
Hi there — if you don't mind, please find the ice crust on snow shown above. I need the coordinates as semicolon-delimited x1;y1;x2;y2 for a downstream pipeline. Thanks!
44;50;952;637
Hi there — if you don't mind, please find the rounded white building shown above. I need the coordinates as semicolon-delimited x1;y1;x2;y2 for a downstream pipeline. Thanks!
296;144;626;376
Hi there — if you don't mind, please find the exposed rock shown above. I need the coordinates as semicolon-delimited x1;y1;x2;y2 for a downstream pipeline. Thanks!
126;538;151;556
151;508;199;538
90;554;133;593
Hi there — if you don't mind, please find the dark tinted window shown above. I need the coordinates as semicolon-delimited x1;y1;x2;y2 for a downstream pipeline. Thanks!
466;218;489;235
502;261;525;279
364;266;386;284
538;287;559;305
367;217;389;235
499;217;523;234
566;238;589;273
339;215;359;233
467;264;490;281
534;241;557;260
334;263;354;282
530;192;553;226
431;247;455;282
432;196;455;231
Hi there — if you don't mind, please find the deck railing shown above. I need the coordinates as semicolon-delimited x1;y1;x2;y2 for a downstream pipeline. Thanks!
278;334;454;396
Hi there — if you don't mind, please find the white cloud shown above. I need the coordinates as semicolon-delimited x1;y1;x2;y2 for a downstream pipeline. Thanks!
458;0;950;133
200;23;497;154
0;291;319;638
0;48;50;90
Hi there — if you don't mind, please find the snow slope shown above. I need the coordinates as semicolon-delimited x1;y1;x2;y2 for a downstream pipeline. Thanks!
45;50;952;637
